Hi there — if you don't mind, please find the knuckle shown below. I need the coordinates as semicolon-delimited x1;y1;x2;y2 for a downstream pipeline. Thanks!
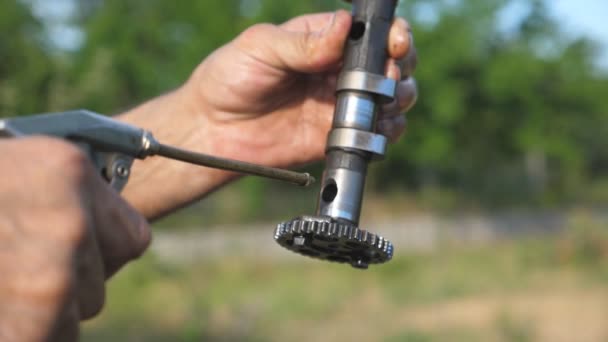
80;289;105;320
112;210;152;263
128;221;152;260
239;23;274;43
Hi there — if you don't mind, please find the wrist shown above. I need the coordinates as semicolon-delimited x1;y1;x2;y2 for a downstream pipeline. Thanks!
117;85;240;219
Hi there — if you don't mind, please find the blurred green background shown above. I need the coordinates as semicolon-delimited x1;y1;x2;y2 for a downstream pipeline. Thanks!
3;0;608;341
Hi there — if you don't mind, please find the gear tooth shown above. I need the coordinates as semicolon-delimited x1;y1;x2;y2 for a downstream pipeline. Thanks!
321;222;330;235
292;220;301;233
375;235;383;248
320;221;327;235
301;220;310;233
308;221;316;234
308;221;315;234
387;243;394;259
349;228;357;241
336;224;345;238
342;225;350;238
366;231;374;244
347;226;354;240
329;222;338;236
360;229;367;242
315;221;324;235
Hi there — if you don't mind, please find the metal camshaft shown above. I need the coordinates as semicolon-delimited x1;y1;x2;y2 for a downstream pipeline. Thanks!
275;0;399;269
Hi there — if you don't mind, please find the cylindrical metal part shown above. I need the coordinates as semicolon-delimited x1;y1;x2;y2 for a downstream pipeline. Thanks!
327;127;388;157
154;143;315;187
343;0;398;74
317;150;369;223
337;71;397;103
316;0;397;224
333;92;377;130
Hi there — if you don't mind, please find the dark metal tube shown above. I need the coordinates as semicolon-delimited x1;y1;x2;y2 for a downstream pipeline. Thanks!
315;0;397;224
317;150;370;224
155;143;315;187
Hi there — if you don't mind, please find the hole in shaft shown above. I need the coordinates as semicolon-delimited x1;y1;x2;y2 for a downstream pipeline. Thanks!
322;180;338;203
349;21;366;41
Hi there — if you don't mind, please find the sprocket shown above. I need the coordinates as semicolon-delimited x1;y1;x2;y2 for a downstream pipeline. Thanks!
274;215;393;269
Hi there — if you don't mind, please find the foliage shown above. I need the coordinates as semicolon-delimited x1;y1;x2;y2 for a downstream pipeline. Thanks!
377;0;608;205
0;0;55;116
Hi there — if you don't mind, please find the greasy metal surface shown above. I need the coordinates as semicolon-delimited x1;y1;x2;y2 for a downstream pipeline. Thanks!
154;143;315;187
327;127;387;158
333;92;377;130
317;166;366;222
337;71;396;103
275;216;393;269
343;0;398;75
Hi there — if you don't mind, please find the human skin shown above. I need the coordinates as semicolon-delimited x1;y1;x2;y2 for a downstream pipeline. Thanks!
0;138;150;341
0;11;417;342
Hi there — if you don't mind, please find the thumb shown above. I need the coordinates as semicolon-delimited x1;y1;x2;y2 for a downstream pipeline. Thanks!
236;10;352;73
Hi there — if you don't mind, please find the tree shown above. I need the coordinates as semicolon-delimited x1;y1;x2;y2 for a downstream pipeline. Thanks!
0;0;55;117
375;0;608;205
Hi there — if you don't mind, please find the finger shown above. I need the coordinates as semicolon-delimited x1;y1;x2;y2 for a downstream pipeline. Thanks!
388;17;412;60
380;77;418;119
236;10;352;73
377;115;407;144
74;227;105;320
281;12;336;32
385;58;402;81
396;36;417;79
397;77;418;113
86;174;151;279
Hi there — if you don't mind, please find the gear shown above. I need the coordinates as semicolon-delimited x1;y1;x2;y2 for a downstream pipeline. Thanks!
274;216;393;269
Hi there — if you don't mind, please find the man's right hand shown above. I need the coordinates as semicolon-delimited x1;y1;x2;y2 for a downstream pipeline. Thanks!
0;137;151;342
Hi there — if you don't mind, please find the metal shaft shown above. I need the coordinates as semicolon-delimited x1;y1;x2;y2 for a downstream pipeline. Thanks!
316;0;398;224
154;143;315;187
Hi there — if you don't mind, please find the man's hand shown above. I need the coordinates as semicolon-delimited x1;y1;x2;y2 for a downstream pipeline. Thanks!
0;138;151;341
187;11;417;167
121;11;418;218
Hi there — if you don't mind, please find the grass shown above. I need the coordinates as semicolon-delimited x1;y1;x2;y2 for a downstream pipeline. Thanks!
83;220;608;341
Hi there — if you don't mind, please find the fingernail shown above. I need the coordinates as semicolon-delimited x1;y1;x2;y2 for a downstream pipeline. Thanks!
389;18;409;58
